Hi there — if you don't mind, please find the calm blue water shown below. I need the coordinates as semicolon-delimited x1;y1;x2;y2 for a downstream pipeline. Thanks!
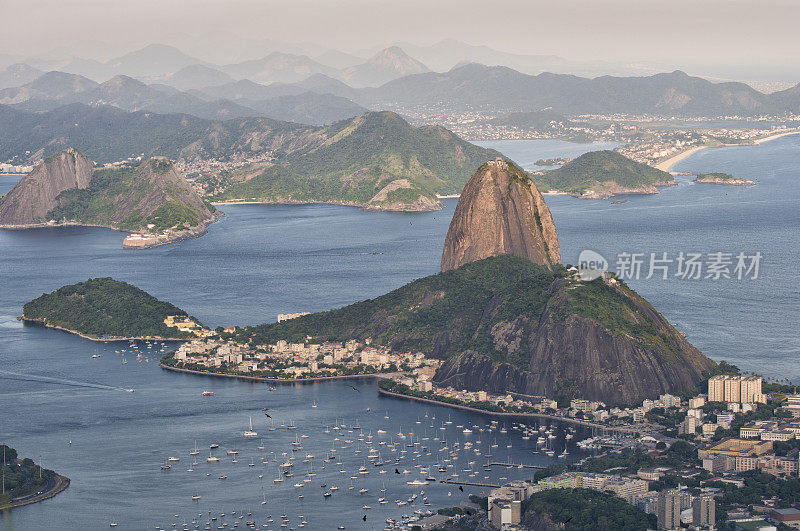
1;135;799;528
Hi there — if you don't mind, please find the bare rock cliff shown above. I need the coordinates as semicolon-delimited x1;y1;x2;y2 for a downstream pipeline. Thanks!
441;159;560;271
0;148;94;226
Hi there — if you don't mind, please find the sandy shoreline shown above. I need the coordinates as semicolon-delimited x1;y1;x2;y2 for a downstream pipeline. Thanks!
654;146;709;172
655;130;800;172
753;130;800;144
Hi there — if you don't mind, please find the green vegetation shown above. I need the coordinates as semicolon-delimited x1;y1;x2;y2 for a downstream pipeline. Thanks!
213;111;501;206
696;172;736;180
236;255;563;370
563;277;671;349
524;488;655;530
0;445;61;508
46;164;146;229
44;159;205;233
233;253;697;380
145;201;199;232
710;470;800;512
533;150;674;194
23;278;194;339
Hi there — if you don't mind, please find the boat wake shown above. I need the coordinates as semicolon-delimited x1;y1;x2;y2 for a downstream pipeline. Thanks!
0;369;131;392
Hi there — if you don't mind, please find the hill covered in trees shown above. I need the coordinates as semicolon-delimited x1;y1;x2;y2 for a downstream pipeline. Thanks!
22;278;194;340
533;150;675;198
233;254;713;404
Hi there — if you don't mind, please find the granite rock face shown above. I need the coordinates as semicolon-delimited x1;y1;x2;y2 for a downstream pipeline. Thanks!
433;277;714;405
0;148;94;226
441;159;560;271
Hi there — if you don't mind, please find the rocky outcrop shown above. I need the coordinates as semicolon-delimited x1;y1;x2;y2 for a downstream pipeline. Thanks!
0;149;219;247
0;148;94;226
434;277;714;405
441;159;560;271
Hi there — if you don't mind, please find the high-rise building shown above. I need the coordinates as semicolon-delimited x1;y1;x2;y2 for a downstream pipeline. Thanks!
708;376;725;402
693;493;715;528
708;375;763;404
658;490;682;530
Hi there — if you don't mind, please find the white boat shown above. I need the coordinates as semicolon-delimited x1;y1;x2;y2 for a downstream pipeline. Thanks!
189;441;199;456
207;450;219;463
244;416;258;437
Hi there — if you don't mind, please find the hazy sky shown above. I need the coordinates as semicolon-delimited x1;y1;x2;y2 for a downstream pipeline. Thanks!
3;0;799;72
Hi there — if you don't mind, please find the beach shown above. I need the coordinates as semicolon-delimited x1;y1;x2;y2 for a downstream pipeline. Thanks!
655;130;800;172
655;146;709;172
753;130;800;144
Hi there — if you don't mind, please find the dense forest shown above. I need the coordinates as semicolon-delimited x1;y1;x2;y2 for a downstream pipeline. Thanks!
522;488;656;530
23;278;194;339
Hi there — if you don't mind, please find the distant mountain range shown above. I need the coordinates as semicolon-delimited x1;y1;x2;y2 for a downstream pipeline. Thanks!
0;71;366;125
361;64;800;116
3;42;799;120
5;44;431;89
4;63;799;124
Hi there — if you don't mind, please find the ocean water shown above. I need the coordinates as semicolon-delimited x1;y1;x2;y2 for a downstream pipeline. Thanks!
1;135;798;528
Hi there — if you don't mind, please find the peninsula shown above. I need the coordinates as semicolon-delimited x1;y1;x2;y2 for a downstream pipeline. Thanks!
22;278;201;341
532;150;676;199
207;111;501;211
0;445;69;509
0;149;219;248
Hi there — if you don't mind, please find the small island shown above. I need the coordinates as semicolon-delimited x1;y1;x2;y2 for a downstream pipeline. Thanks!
1;445;69;509
22;278;203;341
693;172;755;185
533;150;676;199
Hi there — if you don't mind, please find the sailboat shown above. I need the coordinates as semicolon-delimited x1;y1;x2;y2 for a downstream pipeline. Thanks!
189;441;199;456
244;415;258;437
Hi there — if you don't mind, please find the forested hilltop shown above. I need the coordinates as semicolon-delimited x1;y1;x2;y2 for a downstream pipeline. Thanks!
211;111;501;210
232;255;713;404
532;150;675;198
0;149;217;241
22;278;194;340
0;105;501;212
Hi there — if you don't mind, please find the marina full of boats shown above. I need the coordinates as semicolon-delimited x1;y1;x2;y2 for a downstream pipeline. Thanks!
147;404;604;530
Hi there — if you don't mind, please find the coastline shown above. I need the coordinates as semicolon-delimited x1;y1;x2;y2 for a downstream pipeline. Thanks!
654;146;708;172
20;316;188;342
159;362;397;384
0;215;220;249
753;130;800;144
210;198;443;213
377;388;639;434
655;130;800;172
3;475;70;510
